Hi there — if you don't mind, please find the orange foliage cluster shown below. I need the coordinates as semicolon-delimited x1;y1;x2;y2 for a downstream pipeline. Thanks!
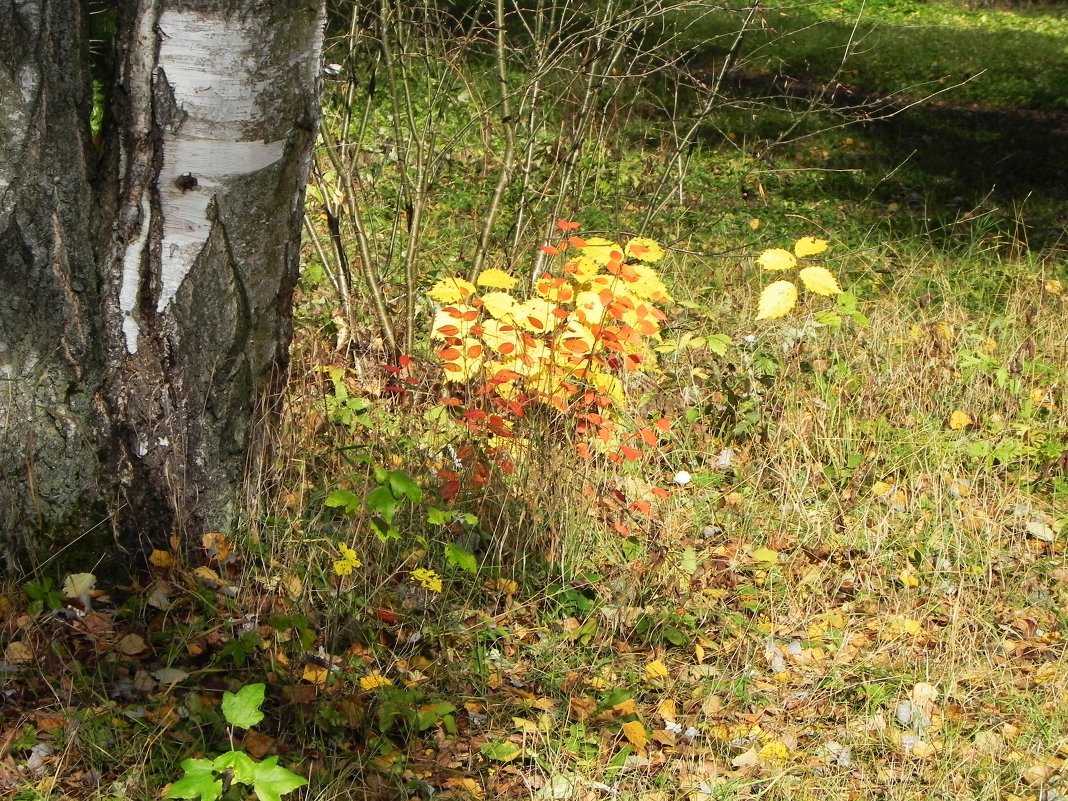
430;222;674;466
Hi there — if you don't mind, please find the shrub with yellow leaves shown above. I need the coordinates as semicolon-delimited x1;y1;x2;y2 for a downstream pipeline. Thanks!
428;221;675;468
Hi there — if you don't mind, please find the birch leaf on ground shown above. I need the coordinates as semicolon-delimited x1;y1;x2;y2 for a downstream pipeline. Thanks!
756;281;798;320
798;266;842;295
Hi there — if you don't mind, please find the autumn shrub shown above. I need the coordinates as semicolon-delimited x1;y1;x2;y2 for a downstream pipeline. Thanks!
427;223;675;493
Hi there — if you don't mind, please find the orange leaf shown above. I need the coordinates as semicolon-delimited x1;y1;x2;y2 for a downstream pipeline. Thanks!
539;245;559;256
630;499;652;516
557;219;581;232
621;444;642;461
654;417;672;432
568;236;588;249
637;427;658;446
651;487;670;499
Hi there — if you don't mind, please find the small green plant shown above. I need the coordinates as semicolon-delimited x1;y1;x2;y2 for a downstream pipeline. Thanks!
22;577;65;614
167;683;306;801
324;461;423;541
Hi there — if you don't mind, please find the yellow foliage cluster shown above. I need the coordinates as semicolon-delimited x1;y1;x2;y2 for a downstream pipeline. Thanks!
755;237;842;320
429;226;672;416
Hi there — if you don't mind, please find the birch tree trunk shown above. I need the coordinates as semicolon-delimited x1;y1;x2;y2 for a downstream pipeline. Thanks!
0;0;325;572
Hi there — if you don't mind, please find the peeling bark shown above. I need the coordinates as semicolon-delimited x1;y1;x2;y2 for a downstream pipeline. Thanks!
0;0;325;570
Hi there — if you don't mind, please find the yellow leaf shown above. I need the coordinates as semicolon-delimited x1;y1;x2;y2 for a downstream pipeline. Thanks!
756;248;796;272
513;297;562;333
428;276;476;303
62;572;96;599
479;291;517;321
476;268;517;290
201;531;232;561
798;266;842;296
431;304;478;339
756;281;798;320
613;698;638;716
1044;279;1063;296
303;663;330;686
359;673;394;690
622;720;648;751
624;237;665;263
751;546;779;565
580;236;623;266
644;659;670;681
794;236;829;258
657;699;678;722
513;717;540;734
749;218;762;230
4;640;33;664
872;480;893;497
898;568;920;588
149;549;175;569
758;740;790;766
948;410;974;430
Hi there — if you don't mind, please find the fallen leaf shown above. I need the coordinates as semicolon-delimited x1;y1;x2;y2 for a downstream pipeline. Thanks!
731;746;759;769
116;633;147;656
948;410;973;430
148;549;175;569
62;572;96;599
750;546;779;565
4;641;33;664
622;720;648;751
644;659;670;681
243;730;275;760
302;663;330;686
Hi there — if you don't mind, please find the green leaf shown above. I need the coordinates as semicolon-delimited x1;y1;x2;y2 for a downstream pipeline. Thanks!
387;470;422;504
480;740;522;762
250;757;308;801
214;750;258;785
222;683;266;730
416;702;457;731
444;543;478;573
427;507;450;525
324;489;360;515
706;333;732;357
814;310;843;329
167;758;222;801
365;485;398;523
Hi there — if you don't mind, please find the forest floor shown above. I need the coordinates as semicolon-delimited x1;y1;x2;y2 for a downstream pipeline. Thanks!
2;2;1067;800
